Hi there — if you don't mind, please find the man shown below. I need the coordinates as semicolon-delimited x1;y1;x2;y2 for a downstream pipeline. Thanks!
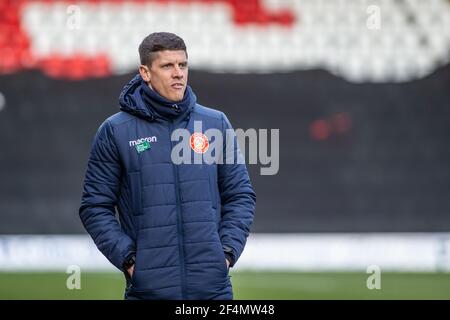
79;32;256;300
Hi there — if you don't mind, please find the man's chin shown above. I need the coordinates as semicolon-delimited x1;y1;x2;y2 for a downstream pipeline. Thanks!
170;93;185;102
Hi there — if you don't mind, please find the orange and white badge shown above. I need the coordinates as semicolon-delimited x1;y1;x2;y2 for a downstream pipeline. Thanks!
190;132;209;154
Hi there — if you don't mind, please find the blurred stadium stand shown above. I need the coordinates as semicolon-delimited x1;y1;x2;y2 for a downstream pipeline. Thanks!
0;0;450;271
1;0;450;80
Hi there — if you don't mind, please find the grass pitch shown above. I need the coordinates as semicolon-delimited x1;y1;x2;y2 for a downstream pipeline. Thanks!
1;271;449;300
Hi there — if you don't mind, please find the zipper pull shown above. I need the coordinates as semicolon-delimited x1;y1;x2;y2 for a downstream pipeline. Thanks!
172;104;180;113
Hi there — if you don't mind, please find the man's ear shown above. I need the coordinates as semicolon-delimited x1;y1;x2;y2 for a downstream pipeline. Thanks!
139;65;151;82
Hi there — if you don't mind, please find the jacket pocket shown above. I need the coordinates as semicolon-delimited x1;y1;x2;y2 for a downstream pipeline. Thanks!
218;244;230;277
129;172;142;216
124;267;138;293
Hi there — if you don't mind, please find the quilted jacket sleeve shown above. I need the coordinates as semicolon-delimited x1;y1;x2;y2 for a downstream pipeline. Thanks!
79;120;135;271
218;113;256;267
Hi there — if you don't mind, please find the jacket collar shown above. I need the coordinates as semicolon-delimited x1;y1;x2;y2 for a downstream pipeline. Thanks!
119;74;196;122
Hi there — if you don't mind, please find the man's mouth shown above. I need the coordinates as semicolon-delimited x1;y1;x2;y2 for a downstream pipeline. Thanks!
171;83;184;89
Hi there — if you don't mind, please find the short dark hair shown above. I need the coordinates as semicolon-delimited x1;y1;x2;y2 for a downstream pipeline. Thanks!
139;32;187;67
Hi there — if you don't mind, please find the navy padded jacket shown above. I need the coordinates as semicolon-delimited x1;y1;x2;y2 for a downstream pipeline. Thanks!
79;75;256;300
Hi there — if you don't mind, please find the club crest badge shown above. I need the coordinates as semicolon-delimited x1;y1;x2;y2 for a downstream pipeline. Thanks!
190;132;209;154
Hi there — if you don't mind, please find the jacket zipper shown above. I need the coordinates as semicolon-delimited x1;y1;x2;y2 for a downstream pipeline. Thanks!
169;120;187;299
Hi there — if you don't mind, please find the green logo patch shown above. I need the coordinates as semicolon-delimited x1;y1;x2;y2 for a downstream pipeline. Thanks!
136;140;151;153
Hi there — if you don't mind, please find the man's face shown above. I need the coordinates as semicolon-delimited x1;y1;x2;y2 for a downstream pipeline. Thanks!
142;50;188;102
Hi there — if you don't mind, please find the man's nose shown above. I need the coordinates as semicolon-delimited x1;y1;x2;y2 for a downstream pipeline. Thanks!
172;66;183;78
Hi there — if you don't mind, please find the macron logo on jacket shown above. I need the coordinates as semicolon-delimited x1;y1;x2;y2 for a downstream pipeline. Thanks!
128;136;157;147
